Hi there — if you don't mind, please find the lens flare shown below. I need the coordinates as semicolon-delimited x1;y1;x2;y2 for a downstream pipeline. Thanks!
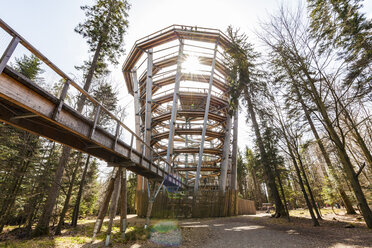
182;55;200;73
149;221;181;246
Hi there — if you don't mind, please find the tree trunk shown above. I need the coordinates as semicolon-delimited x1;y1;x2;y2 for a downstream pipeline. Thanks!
33;146;71;236
291;72;357;215
76;0;115;113
274;164;290;222
243;85;286;218
298;58;372;228
286;138;319;226
339;100;372;172
33;1;117;237
71;155;91;227
55;153;82;235
231;111;238;191
0;160;29;232
296;154;322;219
279;50;371;226
92;168;118;241
274;104;319;226
25;142;56;235
0;133;37;233
105;167;121;246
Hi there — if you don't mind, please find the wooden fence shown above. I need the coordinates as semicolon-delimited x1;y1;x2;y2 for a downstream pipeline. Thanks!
238;198;256;215
136;189;239;218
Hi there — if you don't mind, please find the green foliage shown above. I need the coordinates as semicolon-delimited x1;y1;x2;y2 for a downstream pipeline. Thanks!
79;158;99;217
126;173;137;214
91;79;119;126
13;55;44;81
307;0;372;88
321;176;339;205
75;0;130;76
224;26;261;114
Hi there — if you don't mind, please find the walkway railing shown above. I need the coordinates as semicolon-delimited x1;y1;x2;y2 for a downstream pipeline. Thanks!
0;18;184;185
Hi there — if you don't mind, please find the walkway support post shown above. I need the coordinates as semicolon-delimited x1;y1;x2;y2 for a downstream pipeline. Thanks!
145;181;156;229
144;179;165;229
166;40;184;171
92;169;118;242
194;41;218;193
105;167;122;246
220;114;232;192
120;168;127;238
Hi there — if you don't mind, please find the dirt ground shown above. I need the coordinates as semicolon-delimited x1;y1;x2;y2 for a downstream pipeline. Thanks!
134;211;372;248
1;211;372;247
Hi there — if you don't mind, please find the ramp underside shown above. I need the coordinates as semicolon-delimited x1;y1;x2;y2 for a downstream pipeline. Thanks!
0;67;183;185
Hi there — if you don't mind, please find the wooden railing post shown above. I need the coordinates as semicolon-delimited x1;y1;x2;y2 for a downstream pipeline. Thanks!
52;80;70;120
0;36;19;74
89;105;101;139
112;120;121;150
128;134;134;159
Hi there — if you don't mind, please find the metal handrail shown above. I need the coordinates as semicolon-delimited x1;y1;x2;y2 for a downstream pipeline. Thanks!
0;18;182;182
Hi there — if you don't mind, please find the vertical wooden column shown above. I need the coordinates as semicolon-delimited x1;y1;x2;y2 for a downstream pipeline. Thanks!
120;168;127;238
143;49;153;192
131;70;145;191
92;169;118;241
231;111;238;191
166;40;184;171
105;167;122;246
220;114;232;193
145;181;156;228
144;49;153;159
194;41;218;193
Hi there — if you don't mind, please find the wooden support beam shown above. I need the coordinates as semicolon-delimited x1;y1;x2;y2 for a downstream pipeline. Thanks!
194;41;218;193
107;161;135;167
120;168;127;238
166;41;184;169
10;114;38;120
105;167;121;246
92;169;118;241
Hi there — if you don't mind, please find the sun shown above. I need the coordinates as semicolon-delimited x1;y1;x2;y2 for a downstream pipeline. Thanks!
182;55;200;73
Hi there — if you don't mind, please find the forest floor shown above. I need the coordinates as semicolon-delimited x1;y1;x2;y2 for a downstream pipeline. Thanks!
0;209;371;248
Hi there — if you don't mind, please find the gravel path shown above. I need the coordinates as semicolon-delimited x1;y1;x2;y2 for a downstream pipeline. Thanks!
192;218;325;248
178;215;372;248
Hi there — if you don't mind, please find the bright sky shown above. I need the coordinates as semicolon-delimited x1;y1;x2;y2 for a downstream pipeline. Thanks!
1;0;372;153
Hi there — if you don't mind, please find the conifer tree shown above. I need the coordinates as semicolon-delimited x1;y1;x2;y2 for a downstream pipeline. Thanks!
34;0;130;236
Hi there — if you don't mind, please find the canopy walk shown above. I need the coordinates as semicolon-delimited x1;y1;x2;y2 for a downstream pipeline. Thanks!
0;18;184;187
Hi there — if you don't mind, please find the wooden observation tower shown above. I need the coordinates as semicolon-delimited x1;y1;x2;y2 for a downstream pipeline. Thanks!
122;25;238;195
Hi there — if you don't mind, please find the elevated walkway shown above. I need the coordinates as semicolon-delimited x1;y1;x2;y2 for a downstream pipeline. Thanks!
0;19;184;187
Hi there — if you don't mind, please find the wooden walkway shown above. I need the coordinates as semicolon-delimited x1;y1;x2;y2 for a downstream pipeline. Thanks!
0;18;184;187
